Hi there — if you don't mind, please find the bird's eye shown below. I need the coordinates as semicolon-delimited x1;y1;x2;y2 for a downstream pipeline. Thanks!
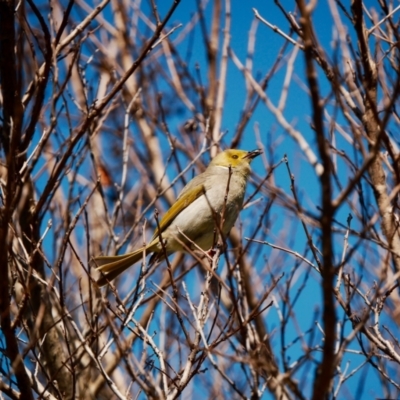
232;155;238;159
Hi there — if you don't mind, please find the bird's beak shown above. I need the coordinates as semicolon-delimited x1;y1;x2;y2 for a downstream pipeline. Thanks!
244;149;263;159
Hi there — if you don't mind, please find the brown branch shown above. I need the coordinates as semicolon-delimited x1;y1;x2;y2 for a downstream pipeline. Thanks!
32;0;182;220
21;0;53;151
296;1;336;398
0;0;34;396
205;0;220;149
352;0;400;276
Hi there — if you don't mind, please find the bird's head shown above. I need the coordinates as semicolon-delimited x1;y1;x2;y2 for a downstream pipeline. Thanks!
209;149;262;176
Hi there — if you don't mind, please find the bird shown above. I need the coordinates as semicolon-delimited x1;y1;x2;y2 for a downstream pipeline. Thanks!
94;148;262;286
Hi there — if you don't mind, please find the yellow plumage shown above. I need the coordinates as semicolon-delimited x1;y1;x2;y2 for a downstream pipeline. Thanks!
94;149;262;286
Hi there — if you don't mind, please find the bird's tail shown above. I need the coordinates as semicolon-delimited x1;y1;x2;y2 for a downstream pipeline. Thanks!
94;242;157;286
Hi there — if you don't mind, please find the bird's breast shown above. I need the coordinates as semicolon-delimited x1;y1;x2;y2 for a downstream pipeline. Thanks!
162;170;247;251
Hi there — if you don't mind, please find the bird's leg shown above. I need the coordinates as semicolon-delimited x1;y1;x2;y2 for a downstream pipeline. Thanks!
217;236;228;252
149;251;163;266
206;248;217;258
206;240;226;258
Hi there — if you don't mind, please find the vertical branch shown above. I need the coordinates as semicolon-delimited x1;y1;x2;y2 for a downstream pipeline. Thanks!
352;0;400;274
296;1;336;398
0;0;33;397
206;0;221;152
211;0;231;146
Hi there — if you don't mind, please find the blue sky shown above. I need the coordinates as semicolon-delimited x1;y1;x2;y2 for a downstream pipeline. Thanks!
90;1;390;398
25;0;397;397
85;1;392;397
159;1;392;398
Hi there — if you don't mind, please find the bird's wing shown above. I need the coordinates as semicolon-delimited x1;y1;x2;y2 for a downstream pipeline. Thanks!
151;183;205;241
